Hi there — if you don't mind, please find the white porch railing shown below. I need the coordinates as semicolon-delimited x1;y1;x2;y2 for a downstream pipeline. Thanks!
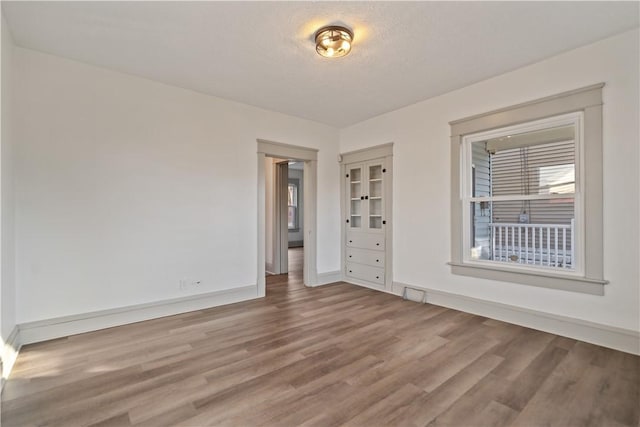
489;220;574;269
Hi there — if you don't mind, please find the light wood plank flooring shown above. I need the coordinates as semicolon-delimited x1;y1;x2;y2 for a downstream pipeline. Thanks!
2;253;638;426
266;247;305;292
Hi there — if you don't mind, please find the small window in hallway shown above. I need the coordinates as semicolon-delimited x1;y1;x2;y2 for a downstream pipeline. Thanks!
288;182;298;230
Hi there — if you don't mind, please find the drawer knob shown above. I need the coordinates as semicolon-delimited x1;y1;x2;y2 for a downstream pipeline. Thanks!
376;259;379;262
376;243;380;246
349;240;352;243
349;255;352;258
349;270;352;273
360;196;364;200
376;276;380;279
365;195;369;200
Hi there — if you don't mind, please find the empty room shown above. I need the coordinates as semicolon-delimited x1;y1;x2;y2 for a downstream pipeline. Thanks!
0;1;638;426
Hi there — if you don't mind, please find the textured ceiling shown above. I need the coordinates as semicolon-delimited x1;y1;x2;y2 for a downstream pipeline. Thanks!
2;1;638;127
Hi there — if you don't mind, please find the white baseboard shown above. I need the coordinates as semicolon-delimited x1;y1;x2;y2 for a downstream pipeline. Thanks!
392;281;640;355
343;278;389;294
309;270;342;287
1;326;21;390
265;261;275;276
19;285;259;345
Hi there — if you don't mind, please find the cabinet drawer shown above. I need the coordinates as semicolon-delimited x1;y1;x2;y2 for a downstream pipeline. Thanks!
346;248;385;268
346;233;385;251
346;263;385;285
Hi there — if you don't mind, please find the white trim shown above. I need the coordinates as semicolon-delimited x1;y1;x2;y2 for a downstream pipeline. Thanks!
469;194;576;202
462;111;582;145
302;160;318;286
309;270;342;287
449;83;604;131
339;144;393;293
1;326;21;390
461;112;585;276
340;143;393;164
257;152;267;297
343;278;385;292
343;279;399;298
265;258;275;276
257;139;318;160
450;84;605;291
392;281;639;355
449;262;605;295
257;140;319;296
19;285;258;345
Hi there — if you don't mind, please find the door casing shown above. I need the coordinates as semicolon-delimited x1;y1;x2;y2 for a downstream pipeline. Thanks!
257;139;318;297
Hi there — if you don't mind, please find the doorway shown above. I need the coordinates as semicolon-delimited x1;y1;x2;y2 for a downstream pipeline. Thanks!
268;159;305;278
257;139;318;297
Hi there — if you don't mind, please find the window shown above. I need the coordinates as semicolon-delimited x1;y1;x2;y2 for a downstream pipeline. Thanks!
449;84;607;295
463;113;581;272
287;181;298;230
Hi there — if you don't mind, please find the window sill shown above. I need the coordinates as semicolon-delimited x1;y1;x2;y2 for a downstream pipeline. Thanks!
448;262;607;295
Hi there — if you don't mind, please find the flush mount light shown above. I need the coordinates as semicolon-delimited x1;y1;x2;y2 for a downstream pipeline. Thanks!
315;25;353;58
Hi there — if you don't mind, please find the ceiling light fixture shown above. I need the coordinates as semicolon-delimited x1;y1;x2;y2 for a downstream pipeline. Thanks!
315;25;353;58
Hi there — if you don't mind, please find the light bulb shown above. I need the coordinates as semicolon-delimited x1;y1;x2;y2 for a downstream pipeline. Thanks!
315;26;354;58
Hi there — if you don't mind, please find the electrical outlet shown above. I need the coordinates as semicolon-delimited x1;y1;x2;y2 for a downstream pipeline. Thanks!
179;279;202;290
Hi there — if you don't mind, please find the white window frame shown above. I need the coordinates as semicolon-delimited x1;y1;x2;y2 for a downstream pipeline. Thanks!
461;112;585;276
449;84;607;295
287;180;299;231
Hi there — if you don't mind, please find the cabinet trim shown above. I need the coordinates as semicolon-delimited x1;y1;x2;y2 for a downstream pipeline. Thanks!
340;144;393;292
341;143;393;164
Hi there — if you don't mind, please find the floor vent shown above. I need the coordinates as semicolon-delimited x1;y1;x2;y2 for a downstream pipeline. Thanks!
402;286;426;303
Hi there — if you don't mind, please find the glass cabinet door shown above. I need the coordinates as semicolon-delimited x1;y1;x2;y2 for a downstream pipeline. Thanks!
368;163;384;229
348;165;363;228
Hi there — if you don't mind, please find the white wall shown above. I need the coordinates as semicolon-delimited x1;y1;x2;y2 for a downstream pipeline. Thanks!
13;47;340;323
1;15;17;343
340;29;639;333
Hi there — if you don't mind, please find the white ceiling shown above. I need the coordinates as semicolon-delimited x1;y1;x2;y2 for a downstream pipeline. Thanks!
2;1;638;127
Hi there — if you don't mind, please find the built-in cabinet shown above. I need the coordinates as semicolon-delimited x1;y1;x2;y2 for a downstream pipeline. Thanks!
341;144;392;290
346;161;386;231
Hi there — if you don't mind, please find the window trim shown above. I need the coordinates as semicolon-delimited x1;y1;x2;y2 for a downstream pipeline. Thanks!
461;112;584;276
288;179;300;232
449;83;607;295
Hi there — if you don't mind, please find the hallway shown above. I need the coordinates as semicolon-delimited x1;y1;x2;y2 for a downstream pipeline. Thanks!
266;247;304;292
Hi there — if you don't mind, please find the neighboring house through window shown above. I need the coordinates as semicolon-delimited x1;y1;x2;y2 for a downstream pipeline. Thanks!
464;112;580;271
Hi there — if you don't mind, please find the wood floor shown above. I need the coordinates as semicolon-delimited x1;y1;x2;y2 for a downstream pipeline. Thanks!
266;246;305;291
2;248;639;426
